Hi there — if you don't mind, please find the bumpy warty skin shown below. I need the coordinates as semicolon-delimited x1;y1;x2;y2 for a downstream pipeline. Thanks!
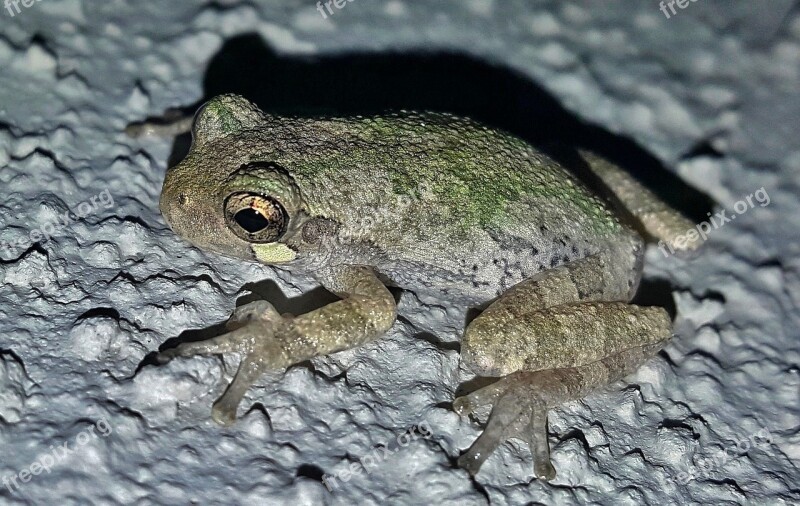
0;1;798;505
463;302;671;377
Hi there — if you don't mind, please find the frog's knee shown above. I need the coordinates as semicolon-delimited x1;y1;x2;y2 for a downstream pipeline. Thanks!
461;314;511;377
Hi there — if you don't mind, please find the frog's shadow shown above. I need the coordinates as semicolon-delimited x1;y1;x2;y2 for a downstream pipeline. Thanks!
157;32;706;332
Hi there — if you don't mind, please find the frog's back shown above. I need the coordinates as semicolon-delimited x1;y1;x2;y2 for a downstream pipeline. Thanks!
264;112;641;303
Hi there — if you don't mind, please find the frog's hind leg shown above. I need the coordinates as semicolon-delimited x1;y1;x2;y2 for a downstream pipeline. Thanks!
579;149;702;252
457;253;671;479
461;253;644;377
456;340;666;479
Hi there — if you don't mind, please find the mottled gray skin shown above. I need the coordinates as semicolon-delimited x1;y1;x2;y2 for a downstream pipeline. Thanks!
160;97;640;304
151;94;693;480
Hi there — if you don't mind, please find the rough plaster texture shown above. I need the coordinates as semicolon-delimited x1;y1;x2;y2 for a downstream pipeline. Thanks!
0;0;798;504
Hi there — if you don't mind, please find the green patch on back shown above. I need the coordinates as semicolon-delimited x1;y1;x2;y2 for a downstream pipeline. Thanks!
280;113;621;236
380;128;618;234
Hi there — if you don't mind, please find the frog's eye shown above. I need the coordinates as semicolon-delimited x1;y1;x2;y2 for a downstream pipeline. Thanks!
224;192;288;243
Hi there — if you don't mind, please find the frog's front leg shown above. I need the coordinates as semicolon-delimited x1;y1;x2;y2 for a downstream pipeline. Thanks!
125;109;194;138
456;255;672;480
157;265;396;425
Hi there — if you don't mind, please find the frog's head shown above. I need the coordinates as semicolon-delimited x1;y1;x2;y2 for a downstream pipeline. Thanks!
160;94;307;265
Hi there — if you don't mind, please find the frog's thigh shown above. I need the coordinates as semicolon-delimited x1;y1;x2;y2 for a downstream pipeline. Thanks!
461;255;669;377
461;255;649;376
463;300;671;377
481;254;630;316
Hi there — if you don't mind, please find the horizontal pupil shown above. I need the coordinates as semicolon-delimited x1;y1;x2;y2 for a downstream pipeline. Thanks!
234;208;270;233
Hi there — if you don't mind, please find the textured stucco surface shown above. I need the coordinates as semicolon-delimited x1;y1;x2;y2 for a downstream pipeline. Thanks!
0;0;799;504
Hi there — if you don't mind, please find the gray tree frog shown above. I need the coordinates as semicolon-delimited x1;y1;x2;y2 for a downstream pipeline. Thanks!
134;94;699;480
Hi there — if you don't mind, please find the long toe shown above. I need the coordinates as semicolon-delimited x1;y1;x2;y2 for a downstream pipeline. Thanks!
456;370;562;479
458;389;530;475
211;399;238;426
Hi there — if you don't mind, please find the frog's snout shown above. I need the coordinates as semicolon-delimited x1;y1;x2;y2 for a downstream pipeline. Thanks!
158;163;256;261
159;164;199;239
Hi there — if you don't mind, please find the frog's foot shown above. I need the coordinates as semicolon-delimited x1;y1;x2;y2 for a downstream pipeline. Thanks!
455;370;557;480
456;338;668;480
156;301;292;426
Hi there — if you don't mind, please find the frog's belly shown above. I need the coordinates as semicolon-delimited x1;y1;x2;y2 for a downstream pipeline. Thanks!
378;231;603;306
366;186;638;304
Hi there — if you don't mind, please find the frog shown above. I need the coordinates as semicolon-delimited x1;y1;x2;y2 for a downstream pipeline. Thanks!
138;94;700;480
